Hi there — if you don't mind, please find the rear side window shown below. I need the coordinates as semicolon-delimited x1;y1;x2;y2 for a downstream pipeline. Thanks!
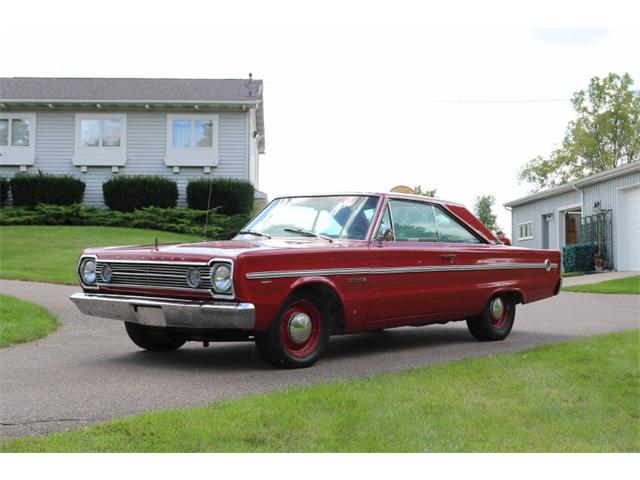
388;200;438;242
433;207;481;243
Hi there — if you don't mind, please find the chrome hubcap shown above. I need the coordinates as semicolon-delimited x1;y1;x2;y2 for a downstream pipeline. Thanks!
491;297;504;320
288;312;312;344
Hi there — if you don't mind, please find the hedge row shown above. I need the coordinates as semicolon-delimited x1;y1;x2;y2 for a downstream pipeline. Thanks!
562;242;598;273
0;204;250;240
103;176;178;212
9;173;85;207
187;178;254;215
0;174;255;214
0;178;8;206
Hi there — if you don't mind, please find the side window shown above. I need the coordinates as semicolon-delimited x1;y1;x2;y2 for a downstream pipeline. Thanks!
433;208;481;243
376;205;394;240
388;200;438;242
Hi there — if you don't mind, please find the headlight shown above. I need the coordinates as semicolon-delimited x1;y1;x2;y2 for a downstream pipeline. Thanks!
101;263;112;283
186;267;201;288
80;258;96;285
213;264;232;293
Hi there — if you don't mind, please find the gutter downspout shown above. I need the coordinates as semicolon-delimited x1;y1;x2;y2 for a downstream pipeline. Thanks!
504;205;513;242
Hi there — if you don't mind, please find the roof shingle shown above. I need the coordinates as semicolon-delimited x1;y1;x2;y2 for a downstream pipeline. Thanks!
0;77;262;102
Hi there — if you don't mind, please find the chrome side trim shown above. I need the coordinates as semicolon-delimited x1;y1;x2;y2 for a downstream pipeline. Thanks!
70;292;255;329
246;262;559;280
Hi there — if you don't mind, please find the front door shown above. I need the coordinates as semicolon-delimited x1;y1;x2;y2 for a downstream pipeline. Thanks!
565;213;577;245
368;200;454;324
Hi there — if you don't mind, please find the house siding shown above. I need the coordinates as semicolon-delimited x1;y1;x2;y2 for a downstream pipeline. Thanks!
0;110;249;207
510;189;581;250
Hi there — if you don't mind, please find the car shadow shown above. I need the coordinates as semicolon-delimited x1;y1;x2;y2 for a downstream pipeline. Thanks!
100;324;575;373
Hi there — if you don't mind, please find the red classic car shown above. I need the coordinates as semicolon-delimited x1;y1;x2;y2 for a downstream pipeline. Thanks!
71;192;562;368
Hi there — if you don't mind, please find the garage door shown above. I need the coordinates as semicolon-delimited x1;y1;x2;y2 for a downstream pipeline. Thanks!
621;185;640;271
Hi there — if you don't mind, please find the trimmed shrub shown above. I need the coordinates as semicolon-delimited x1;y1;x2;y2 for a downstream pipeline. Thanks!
562;242;597;273
103;176;178;212
0;177;9;206
0;204;250;240
9;173;85;207
187;178;254;215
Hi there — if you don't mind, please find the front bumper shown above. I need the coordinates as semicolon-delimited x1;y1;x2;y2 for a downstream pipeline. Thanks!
70;292;255;329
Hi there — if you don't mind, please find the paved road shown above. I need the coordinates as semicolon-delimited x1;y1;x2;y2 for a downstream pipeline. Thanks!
1;278;638;438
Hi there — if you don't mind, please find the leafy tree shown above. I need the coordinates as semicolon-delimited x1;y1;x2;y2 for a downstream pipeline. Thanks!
413;185;437;197
473;195;498;231
518;72;640;191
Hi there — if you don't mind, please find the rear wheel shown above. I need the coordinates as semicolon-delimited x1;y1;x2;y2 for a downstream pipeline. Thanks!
125;322;187;351
255;291;330;368
466;294;516;341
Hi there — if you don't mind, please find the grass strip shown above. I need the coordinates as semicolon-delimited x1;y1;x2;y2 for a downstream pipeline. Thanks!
562;275;640;294
2;330;638;452
0;294;59;348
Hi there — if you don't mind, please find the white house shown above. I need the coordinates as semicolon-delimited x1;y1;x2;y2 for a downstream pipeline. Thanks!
504;162;640;271
0;77;266;206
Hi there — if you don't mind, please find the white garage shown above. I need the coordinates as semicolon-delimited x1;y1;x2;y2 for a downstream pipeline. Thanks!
617;185;640;271
506;162;640;272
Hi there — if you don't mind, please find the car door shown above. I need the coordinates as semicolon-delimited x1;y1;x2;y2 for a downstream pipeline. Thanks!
430;206;488;318
367;199;457;324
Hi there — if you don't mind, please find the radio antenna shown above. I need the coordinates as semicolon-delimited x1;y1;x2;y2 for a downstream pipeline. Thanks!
203;174;214;240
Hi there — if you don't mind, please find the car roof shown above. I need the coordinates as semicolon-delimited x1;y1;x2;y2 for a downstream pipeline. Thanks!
272;192;464;208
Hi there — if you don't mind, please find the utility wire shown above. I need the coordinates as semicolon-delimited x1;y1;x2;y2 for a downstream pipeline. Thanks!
431;98;570;104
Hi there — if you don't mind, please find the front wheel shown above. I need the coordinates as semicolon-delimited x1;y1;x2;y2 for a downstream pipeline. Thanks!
125;322;187;351
466;294;516;341
255;291;330;368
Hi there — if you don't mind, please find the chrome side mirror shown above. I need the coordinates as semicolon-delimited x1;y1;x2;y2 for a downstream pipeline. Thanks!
376;227;394;243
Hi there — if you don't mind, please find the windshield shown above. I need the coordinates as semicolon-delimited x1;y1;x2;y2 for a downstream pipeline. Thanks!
239;195;381;240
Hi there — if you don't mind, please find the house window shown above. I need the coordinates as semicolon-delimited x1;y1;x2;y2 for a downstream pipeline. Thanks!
518;221;533;240
81;119;122;147
0;113;36;166
165;114;219;168
72;113;127;167
171;119;213;148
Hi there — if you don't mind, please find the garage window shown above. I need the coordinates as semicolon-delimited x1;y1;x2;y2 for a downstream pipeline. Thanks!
518;221;533;240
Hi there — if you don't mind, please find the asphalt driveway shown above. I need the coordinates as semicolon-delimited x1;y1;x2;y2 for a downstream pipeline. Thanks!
1;278;638;438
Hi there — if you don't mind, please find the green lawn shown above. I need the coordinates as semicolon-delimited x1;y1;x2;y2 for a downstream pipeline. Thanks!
0;294;59;348
0;226;199;285
561;271;586;278
562;275;640;294
2;330;638;452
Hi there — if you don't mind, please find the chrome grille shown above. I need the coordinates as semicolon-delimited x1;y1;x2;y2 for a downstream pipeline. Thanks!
96;262;212;290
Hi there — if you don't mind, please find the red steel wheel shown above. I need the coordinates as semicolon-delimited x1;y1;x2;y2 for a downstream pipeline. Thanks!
466;294;516;341
488;296;510;330
255;291;330;368
280;300;323;358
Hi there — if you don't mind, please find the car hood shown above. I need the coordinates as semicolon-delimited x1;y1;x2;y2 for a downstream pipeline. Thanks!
83;238;364;263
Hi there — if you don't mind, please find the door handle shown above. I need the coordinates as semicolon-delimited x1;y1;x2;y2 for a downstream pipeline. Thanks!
441;254;456;263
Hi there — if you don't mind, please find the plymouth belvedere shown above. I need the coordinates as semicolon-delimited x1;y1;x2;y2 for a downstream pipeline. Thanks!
71;192;562;368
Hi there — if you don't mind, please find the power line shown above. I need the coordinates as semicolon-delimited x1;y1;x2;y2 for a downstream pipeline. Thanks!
432;98;570;104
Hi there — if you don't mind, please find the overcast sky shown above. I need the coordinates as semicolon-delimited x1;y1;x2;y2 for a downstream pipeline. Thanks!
3;1;639;235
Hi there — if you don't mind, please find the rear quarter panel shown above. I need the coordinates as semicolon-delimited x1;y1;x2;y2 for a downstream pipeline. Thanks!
449;244;561;319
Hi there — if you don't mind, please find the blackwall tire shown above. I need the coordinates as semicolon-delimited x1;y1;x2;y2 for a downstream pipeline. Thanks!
255;291;330;369
466;294;516;341
124;322;187;351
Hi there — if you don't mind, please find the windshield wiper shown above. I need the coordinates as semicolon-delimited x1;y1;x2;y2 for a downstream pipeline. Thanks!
283;228;333;243
237;230;271;239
